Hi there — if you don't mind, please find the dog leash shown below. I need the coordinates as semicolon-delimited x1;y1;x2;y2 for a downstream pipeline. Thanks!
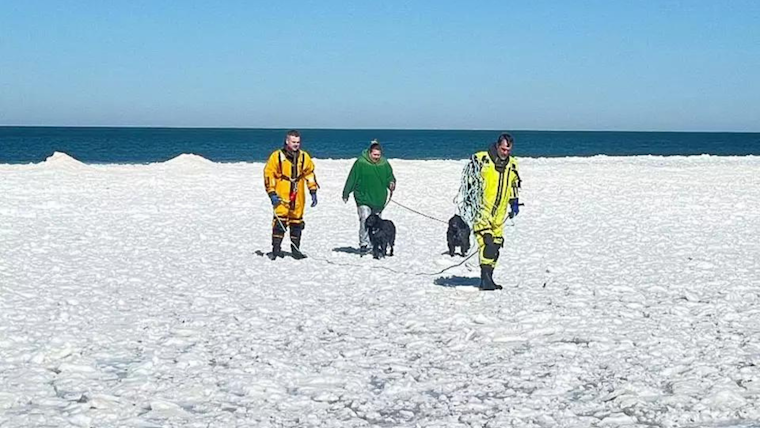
381;184;448;224
267;184;515;276
269;204;482;277
388;199;449;224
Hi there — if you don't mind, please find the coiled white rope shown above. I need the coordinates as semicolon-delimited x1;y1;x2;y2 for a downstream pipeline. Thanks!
454;156;484;227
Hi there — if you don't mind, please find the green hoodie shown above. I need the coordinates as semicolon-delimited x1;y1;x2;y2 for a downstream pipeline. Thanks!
342;149;396;210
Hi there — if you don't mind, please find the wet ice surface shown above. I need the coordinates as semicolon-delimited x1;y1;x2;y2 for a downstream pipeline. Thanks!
2;152;760;427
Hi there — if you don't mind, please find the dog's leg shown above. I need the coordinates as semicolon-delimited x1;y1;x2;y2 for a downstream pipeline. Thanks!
448;242;455;257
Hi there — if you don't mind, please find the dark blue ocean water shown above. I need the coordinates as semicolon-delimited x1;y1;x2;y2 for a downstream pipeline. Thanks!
1;127;758;164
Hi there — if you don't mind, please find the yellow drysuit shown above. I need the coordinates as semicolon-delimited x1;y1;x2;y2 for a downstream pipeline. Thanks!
471;147;520;267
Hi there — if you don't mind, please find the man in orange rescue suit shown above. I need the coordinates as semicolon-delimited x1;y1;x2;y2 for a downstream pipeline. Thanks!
263;130;319;260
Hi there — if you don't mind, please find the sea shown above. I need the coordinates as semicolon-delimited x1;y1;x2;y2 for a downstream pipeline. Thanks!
1;127;758;164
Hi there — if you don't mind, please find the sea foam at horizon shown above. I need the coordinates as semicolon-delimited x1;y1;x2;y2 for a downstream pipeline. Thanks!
1;152;760;427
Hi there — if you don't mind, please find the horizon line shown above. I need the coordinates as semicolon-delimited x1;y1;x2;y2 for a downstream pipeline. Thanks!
1;125;759;134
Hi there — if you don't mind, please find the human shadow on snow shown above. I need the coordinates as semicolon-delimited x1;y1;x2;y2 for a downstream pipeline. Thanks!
332;246;364;255
253;249;299;259
433;275;480;288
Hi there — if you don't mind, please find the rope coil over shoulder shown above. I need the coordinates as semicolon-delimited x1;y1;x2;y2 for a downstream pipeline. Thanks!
454;156;484;227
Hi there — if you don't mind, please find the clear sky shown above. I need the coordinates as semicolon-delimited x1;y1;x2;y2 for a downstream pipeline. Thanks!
1;1;758;131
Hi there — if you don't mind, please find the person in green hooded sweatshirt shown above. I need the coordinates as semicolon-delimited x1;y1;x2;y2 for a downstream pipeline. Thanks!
342;140;397;255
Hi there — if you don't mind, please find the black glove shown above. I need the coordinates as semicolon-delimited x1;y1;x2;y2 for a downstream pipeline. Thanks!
310;192;318;207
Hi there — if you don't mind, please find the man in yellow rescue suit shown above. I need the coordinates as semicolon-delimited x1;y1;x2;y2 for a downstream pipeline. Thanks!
471;133;521;290
263;130;319;260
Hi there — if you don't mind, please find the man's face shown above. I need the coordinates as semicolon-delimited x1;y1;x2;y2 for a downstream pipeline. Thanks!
369;149;382;162
497;139;512;158
285;135;301;152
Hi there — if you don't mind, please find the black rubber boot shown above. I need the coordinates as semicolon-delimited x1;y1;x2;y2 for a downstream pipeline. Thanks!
480;265;502;291
269;241;284;260
290;242;306;259
290;226;306;260
270;219;286;260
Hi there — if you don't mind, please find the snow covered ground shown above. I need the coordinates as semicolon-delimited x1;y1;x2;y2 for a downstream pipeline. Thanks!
2;152;760;428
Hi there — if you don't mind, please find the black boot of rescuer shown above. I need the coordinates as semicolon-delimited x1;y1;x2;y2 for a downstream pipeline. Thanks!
480;265;502;291
290;233;306;260
290;242;306;259
269;242;284;260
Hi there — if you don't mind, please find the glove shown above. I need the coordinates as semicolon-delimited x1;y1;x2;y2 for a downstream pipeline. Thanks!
389;181;396;192
269;193;281;207
310;192;318;207
482;233;494;247
342;196;349;203
509;199;520;218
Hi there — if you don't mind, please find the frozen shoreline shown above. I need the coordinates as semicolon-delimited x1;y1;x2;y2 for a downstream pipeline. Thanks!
2;152;760;427
3;150;760;168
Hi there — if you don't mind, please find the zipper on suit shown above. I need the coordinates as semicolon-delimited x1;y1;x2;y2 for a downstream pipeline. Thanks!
491;168;506;216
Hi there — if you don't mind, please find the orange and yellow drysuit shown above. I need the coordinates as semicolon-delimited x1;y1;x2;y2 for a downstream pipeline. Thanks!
263;148;318;250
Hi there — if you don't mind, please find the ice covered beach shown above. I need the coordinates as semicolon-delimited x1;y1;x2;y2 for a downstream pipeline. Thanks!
2;152;760;428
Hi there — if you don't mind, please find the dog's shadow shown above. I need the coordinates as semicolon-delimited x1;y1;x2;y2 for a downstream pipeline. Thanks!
433;275;480;288
332;246;363;255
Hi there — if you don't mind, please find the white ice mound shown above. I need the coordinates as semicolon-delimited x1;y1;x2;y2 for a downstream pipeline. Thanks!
43;152;89;171
162;153;215;168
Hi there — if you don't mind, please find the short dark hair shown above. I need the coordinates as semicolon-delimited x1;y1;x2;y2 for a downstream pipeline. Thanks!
285;130;300;139
369;139;382;153
497;133;514;146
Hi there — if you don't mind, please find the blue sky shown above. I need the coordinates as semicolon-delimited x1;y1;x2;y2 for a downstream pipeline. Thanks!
1;1;758;131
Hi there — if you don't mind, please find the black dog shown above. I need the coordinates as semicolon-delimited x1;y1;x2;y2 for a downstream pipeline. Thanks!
447;214;471;257
365;214;396;259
